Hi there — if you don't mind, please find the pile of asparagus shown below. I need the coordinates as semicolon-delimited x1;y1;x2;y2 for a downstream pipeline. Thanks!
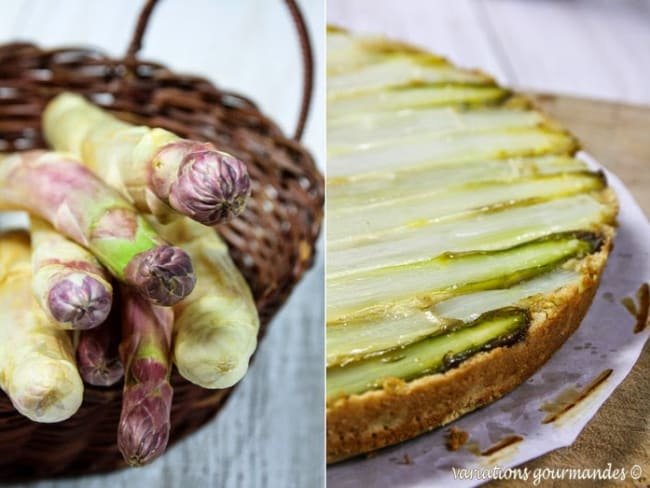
0;93;260;466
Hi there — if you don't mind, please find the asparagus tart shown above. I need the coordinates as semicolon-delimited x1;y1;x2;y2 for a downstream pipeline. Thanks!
326;28;618;463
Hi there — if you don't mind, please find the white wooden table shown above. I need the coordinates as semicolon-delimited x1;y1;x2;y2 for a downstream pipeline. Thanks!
1;1;324;487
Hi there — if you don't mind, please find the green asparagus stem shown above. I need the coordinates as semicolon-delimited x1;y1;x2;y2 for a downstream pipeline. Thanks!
327;231;601;324
0;151;196;306
327;269;579;367
327;308;529;400
118;287;174;466
43;92;251;225
328;194;607;278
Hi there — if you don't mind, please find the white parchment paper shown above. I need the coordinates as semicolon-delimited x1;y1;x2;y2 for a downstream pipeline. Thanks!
328;153;650;487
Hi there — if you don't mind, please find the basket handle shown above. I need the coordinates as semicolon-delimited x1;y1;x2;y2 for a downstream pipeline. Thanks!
125;0;314;142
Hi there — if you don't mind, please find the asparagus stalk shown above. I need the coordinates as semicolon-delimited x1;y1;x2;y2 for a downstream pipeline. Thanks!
327;268;579;367
0;231;83;422
327;155;585;204
328;127;576;178
0;151;196;306
327;31;481;78
30;217;113;330
328;106;544;149
119;288;174;466
151;218;260;389
328;84;509;120
327;171;605;245
327;232;601;324
327;308;529;400
328;194;607;278
43;92;251;226
77;304;124;386
327;55;494;99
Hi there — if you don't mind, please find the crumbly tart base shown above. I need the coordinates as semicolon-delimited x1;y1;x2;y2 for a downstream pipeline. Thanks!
327;225;615;463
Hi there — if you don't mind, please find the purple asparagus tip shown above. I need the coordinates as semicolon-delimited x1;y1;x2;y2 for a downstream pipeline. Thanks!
78;357;124;387
124;246;196;306
48;275;112;329
77;339;124;387
118;380;173;466
169;148;251;226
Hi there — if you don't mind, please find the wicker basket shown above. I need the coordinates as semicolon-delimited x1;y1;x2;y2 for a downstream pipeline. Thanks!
0;0;323;480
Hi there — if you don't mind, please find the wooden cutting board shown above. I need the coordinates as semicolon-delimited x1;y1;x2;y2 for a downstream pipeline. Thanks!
491;93;650;487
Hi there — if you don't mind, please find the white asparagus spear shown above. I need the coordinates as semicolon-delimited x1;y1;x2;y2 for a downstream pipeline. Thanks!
31;217;113;330
0;231;83;422
43;93;251;226
151;218;259;389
